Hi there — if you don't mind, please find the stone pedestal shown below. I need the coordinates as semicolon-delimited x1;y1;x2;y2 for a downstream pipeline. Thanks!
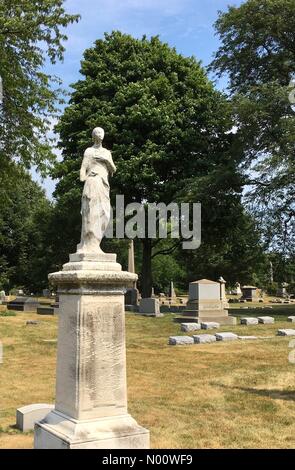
34;252;149;449
181;279;236;325
139;298;163;317
241;286;258;302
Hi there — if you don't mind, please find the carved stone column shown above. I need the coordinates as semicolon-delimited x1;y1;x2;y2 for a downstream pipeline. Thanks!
34;252;150;449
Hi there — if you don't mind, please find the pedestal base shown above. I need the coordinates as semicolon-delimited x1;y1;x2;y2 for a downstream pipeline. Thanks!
35;411;150;449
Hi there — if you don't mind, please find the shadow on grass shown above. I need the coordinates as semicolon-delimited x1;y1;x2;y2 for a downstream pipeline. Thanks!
213;382;295;401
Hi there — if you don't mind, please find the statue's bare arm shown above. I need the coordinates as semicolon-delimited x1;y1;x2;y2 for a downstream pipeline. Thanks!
80;151;90;182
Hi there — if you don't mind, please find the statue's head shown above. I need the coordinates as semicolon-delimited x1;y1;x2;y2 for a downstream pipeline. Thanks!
92;127;105;142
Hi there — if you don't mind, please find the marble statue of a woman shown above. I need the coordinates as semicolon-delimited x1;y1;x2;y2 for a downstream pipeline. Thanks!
76;127;116;255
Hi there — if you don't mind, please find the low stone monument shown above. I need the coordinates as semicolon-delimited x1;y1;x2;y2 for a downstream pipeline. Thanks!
7;297;39;312
277;282;289;298
0;290;6;304
277;329;295;337
218;276;229;309
240;285;259;302
169;281;176;301
215;332;238;342
181;279;236;325
169;336;194;345
34;128;149;449
17;404;54;432
124;240;139;312
139;298;162;317
241;317;259;325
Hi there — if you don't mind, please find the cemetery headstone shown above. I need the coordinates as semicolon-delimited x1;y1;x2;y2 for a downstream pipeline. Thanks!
7;297;39;312
181;279;236;325
215;332;238;342
139;298;163;317
201;322;220;330
258;316;275;324
16;404;54;432
181;323;201;332
169;336;194;345
277;329;295;337
240;317;259;325
240;286;259;302
193;334;216;344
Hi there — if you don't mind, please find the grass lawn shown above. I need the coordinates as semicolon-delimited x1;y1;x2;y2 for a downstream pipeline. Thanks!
1;308;295;449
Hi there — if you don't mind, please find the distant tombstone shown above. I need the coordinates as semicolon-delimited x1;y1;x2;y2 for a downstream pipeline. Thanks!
193;334;216;344
218;276;229;309
169;336;194;346
181;279;236;325
233;282;242;295
240;286;259;302
124;288;139;307
258;316;275;324
42;289;51;298
18;289;24;296
215;332;238;342
277;329;295;337
151;287;156;298
169;281;176;300
241;317;259;326
0;290;6;302
277;282;289;298
269;261;274;284
7;297;39;312
139;298;163;317
37;305;54;316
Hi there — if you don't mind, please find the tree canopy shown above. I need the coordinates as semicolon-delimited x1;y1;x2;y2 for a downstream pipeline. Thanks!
210;0;295;256
54;31;258;295
0;0;79;173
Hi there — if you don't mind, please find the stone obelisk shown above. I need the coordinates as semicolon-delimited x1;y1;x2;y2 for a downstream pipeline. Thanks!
34;128;149;449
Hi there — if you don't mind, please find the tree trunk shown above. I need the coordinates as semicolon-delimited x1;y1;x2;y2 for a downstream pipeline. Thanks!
141;238;152;298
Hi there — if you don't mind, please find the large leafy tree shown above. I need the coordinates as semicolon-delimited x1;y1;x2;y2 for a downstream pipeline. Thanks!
0;167;54;292
210;0;295;256
0;0;79;173
54;32;245;296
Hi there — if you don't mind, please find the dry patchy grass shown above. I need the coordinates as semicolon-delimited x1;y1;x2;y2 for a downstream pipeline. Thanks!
0;309;295;448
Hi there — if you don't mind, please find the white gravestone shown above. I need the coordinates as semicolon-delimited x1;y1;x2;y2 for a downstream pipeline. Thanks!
183;279;236;325
277;329;295;337
258;316;275;324
34;128;149;449
17;404;54;432
139;298;162;317
241;317;259;325
181;323;201;332
201;322;220;330
193;334;216;344
215;332;238;342
169;336;194;345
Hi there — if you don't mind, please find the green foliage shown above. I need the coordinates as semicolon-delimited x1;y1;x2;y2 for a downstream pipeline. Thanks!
151;253;186;294
54;31;246;295
0;167;54;292
210;0;295;254
0;0;80;173
0;311;16;317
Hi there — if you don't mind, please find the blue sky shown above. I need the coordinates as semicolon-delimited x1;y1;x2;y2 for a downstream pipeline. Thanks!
36;0;243;198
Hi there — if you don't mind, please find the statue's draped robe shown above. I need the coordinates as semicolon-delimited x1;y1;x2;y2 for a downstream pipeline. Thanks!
77;149;113;253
